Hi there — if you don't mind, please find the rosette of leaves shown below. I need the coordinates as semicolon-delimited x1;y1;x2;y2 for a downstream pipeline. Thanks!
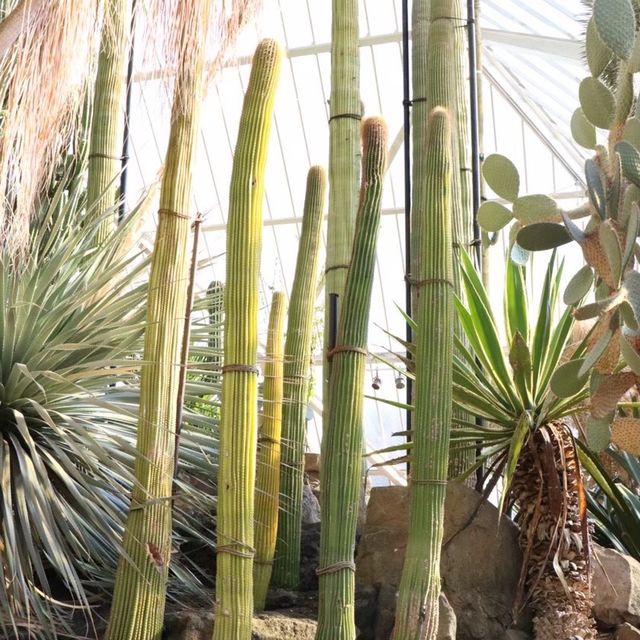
0;178;221;639
476;0;640;457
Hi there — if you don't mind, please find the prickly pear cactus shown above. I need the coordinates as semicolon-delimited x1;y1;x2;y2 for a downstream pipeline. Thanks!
477;0;640;455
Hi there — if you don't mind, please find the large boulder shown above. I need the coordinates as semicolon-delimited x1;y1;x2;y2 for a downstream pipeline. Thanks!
355;483;531;640
593;545;640;627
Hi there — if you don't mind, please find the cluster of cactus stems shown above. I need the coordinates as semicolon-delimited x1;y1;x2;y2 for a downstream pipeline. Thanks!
104;2;212;638
212;38;282;640
253;291;286;610
477;0;640;455
86;0;132;244
273;166;326;590
316;116;387;640
393;108;454;640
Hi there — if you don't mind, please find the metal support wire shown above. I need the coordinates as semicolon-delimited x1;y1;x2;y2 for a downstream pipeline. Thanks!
401;0;412;473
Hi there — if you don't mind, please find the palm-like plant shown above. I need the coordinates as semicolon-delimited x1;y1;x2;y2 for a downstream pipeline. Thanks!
449;251;596;639
0;179;220;638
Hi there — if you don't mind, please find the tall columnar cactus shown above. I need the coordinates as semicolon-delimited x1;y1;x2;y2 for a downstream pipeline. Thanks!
253;291;286;610
272;166;326;590
316;117;387;640
323;0;360;406
411;0;474;478
392;108;453;640
104;2;212;639
86;0;132;243
207;280;224;384
212;39;282;640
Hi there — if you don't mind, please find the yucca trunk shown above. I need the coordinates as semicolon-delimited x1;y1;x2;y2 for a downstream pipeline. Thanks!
316;117;387;640
86;0;132;243
323;0;360;405
392;108;454;640
212;39;282;640
104;3;212;639
253;291;286;610
272;166;327;590
411;0;473;478
511;422;596;640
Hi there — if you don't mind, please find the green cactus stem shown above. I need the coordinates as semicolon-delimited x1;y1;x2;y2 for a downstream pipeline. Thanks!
212;39;282;640
316;117;387;640
86;0;132;244
272;166;326;590
392;107;454;640
253;291;286;610
105;3;212;639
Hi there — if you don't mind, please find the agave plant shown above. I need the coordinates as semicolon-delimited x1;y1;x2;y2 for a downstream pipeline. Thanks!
0;178;220;638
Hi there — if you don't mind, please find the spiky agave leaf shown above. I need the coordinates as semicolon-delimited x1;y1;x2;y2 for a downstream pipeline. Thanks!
0;178;221;638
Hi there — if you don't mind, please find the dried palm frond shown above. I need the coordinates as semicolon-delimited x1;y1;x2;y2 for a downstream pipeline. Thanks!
0;0;98;257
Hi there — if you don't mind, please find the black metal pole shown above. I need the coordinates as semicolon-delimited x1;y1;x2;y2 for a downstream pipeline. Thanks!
467;0;482;268
402;0;412;472
119;0;137;223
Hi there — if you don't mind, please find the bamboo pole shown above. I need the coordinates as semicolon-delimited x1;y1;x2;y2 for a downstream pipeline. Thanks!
272;166;327;590
86;0;132;243
104;2;211;639
253;291;286;610
212;39;282;640
316;117;387;640
392;108;454;640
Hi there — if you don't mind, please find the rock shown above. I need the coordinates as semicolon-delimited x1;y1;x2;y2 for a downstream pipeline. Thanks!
616;623;640;639
299;521;321;591
264;588;301;610
354;585;455;640
301;484;321;525
163;608;316;640
593;545;640;627
356;483;532;640
504;630;531;640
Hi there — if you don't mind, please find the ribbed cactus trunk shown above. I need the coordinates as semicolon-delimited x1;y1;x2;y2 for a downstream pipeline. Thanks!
207;281;224;385
212;39;282;640
272;166;326;590
323;0;360;407
253;291;286;610
316;117;387;640
105;3;211;639
412;0;474;478
392;108;453;640
86;0;132;243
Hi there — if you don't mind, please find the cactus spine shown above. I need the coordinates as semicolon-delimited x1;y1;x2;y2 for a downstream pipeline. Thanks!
324;0;360;407
212;39;282;640
316;117;387;640
253;291;286;610
392;108;454;640
105;2;211;639
272;166;327;589
86;0;132;243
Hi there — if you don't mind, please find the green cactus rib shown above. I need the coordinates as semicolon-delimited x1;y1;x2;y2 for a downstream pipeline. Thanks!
207;281;224;385
392;108;454;640
212;39;282;640
86;0;132;244
105;4;211;639
323;0;360;412
316;117;387;640
253;291;286;611
272;166;326;590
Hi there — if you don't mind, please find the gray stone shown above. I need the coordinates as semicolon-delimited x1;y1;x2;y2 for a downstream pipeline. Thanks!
355;483;532;640
301;484;321;525
163;608;317;640
593;545;640;627
437;592;457;640
616;623;640;640
504;630;531;640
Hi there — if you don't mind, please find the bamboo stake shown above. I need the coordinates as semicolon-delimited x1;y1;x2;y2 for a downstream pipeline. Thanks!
392;108;454;640
212;39;282;640
316;117;387;640
253;291;286;610
104;2;211;638
272;166;327;590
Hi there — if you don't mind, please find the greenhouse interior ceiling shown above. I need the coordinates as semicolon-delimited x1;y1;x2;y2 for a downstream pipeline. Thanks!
122;0;593;484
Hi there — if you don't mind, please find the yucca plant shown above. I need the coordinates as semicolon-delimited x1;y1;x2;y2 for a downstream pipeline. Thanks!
448;251;597;639
0;176;220;639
